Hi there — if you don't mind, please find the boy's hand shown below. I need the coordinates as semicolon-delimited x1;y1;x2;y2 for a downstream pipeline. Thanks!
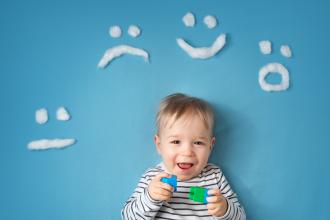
148;172;174;202
206;188;228;217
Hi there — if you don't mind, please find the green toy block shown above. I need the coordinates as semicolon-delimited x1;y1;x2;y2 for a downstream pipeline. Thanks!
189;187;208;204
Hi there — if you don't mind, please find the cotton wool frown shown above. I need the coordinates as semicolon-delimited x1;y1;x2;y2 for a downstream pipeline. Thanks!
177;12;226;59
98;24;149;69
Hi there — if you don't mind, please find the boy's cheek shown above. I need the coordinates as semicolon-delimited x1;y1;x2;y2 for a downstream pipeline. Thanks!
165;151;178;160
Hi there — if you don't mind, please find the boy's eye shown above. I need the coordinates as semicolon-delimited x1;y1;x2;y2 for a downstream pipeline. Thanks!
171;140;180;144
194;141;205;145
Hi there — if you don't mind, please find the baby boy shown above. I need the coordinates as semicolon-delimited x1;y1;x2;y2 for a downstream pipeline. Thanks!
122;93;246;220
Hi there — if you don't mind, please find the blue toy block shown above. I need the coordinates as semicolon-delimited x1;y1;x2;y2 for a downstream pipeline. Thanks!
161;175;177;192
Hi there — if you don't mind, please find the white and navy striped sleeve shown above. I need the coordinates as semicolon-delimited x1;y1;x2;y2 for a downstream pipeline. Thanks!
121;168;164;220
214;167;246;220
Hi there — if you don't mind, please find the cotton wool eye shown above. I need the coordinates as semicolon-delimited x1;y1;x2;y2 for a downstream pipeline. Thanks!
203;15;217;29
35;108;48;124
280;45;292;58
109;25;122;38
56;106;71;121
182;12;195;27
128;25;141;38
259;40;272;55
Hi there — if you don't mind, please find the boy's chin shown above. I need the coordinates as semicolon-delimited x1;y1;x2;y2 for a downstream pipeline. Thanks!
175;172;198;181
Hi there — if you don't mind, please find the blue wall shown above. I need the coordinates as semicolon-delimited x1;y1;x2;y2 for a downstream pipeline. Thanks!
1;0;329;219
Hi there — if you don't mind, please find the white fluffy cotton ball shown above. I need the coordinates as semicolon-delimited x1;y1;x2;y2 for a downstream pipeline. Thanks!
203;15;217;29
128;25;141;38
109;25;122;38
182;12;195;27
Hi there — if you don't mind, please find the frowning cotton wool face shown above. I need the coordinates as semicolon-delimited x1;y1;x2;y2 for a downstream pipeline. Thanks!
98;25;150;69
27;107;76;150
177;12;226;59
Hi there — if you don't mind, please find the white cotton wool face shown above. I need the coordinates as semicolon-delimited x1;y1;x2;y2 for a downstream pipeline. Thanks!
259;40;272;54
56;107;70;121
128;25;141;38
182;12;195;27
36;108;48;124
280;45;292;58
203;15;217;29
109;25;122;38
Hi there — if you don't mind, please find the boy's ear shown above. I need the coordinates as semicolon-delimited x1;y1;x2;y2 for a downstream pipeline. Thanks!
210;136;216;150
154;134;161;154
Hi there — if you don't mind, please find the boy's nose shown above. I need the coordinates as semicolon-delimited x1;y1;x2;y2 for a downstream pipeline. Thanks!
181;144;194;156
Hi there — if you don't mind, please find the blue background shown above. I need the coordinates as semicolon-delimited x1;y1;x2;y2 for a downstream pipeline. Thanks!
1;0;329;219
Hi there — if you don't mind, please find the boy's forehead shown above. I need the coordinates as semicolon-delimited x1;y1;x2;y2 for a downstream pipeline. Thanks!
165;113;202;126
160;114;212;136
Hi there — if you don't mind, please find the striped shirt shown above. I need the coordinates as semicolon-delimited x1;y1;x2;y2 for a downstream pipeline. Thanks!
121;163;246;220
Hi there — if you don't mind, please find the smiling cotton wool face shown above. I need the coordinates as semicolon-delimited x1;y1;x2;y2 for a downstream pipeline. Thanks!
177;12;226;59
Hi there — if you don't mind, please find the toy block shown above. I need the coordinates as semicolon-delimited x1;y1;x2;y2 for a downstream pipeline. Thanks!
189;187;208;204
161;175;177;192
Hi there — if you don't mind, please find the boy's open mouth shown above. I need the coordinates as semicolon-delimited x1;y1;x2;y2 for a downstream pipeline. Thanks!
177;163;194;170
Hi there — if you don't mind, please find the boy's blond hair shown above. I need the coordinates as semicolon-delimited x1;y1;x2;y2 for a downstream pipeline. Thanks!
156;93;214;136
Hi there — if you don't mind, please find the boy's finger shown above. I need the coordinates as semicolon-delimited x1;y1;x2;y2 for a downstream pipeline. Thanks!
206;196;218;203
208;188;221;196
157;181;174;192
207;195;225;203
154;187;171;196
158;188;173;197
207;203;217;211
153;187;173;201
158;194;172;202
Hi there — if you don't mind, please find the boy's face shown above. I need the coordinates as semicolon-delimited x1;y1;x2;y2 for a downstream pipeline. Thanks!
154;114;215;181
